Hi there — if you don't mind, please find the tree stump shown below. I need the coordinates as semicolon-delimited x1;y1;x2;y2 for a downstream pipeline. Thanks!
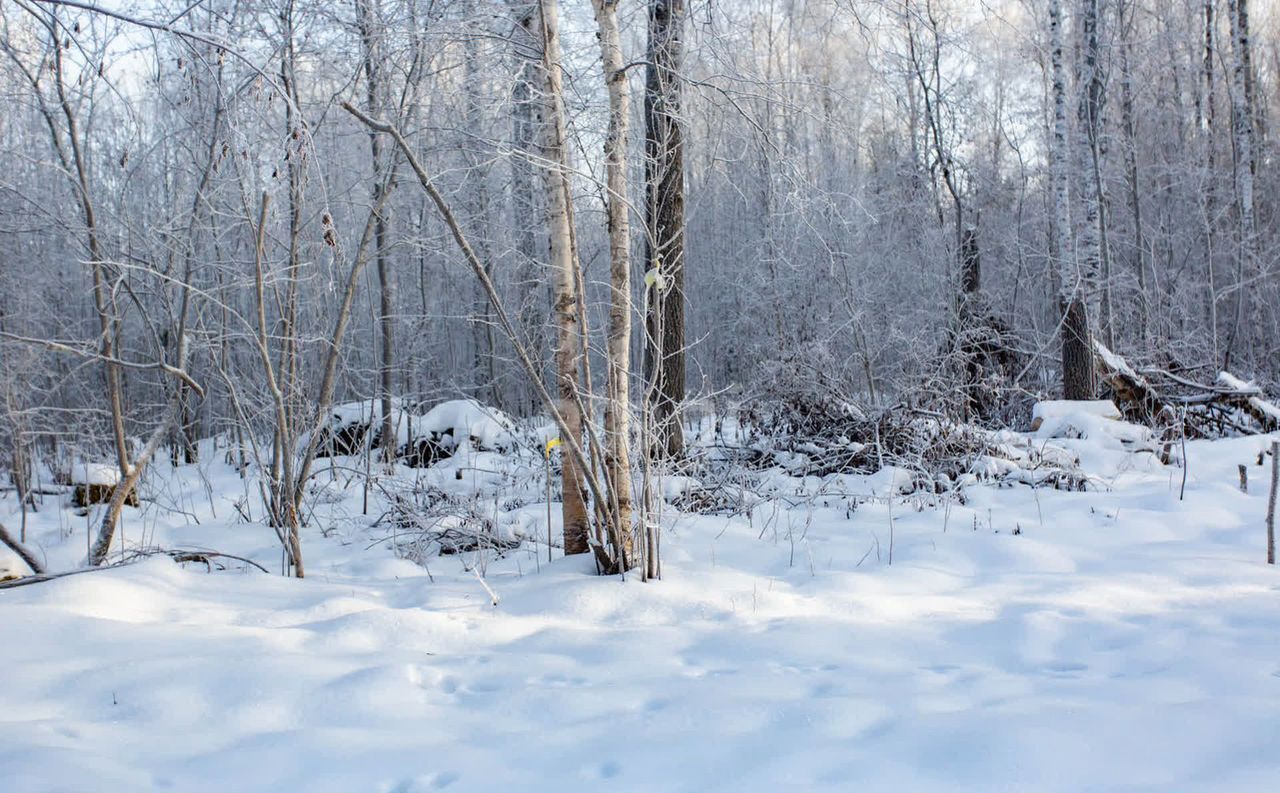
73;483;138;508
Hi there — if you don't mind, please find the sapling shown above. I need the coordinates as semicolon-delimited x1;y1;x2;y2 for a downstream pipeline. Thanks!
1267;441;1278;565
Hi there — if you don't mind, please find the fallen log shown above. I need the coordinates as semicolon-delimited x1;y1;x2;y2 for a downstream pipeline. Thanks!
1216;371;1280;432
0;521;45;576
1092;341;1279;438
1092;341;1172;426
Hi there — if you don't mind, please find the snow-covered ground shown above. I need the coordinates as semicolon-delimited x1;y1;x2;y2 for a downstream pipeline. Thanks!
3;427;1280;792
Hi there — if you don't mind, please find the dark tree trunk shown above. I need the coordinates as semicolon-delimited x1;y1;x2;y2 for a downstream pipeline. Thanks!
1062;295;1095;400
960;226;980;297
643;0;687;459
357;0;397;464
958;225;982;419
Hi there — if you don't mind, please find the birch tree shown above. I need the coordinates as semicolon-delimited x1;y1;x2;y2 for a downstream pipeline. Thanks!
1050;0;1094;400
538;0;590;557
587;0;636;567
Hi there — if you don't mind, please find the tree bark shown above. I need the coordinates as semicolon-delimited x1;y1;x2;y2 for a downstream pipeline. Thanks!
1075;0;1111;351
510;1;545;411
1050;0;1094;400
1224;0;1257;370
590;0;636;568
0;521;44;576
538;0;590;556
643;0;687;460
357;0;397;465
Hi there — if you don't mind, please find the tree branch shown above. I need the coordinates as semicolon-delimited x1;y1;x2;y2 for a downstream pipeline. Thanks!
0;331;205;398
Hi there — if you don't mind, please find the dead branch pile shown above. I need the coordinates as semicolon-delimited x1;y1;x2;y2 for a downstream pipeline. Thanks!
938;300;1031;426
1093;342;1280;438
376;483;520;561
736;391;1086;492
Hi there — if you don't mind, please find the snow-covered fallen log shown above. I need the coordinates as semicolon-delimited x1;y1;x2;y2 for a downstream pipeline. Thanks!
1093;341;1280;438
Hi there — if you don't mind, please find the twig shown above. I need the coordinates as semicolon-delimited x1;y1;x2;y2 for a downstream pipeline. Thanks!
472;566;500;607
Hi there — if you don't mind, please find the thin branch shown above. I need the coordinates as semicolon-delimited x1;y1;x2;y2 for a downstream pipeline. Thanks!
0;331;205;397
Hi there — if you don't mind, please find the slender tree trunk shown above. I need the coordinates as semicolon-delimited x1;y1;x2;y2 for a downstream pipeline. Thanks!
462;0;500;407
276;0;306;575
958;226;982;419
172;43;227;467
1203;0;1220;360
590;0;635;568
280;0;304;427
511;0;545;412
246;193;301;575
357;0;397;464
538;0;590;556
1224;0;1257;369
1076;0;1111;351
643;0;687;460
45;17;130;479
1117;0;1147;345
1051;0;1094;399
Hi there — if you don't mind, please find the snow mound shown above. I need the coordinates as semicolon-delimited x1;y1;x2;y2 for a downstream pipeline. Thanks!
312;398;417;456
418;399;516;452
1031;400;1151;445
1031;400;1121;430
865;465;914;495
69;462;120;486
313;399;518;462
327;398;404;427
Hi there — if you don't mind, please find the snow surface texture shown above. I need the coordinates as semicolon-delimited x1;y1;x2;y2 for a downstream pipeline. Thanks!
1031;398;1122;426
3;429;1280;791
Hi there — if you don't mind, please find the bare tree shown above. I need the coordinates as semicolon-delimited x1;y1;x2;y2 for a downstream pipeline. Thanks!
588;0;636;567
538;0;590;556
643;0;687;460
1051;0;1094;400
1223;0;1256;370
356;0;398;465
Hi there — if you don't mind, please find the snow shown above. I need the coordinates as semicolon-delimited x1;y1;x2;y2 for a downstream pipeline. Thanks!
1217;371;1263;395
1032;398;1122;426
1093;341;1149;388
68;462;121;486
1031;399;1154;454
312;398;518;456
4;430;1280;791
317;398;417;450
418;399;516;451
1218;371;1280;426
864;464;914;495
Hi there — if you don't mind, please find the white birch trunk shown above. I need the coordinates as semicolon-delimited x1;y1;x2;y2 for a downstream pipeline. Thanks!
590;0;635;567
538;0;591;556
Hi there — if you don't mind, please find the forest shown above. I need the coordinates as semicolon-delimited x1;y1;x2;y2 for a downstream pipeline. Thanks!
1;1;1278;791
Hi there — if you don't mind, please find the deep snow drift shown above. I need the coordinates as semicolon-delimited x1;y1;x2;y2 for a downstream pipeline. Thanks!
3;421;1280;792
